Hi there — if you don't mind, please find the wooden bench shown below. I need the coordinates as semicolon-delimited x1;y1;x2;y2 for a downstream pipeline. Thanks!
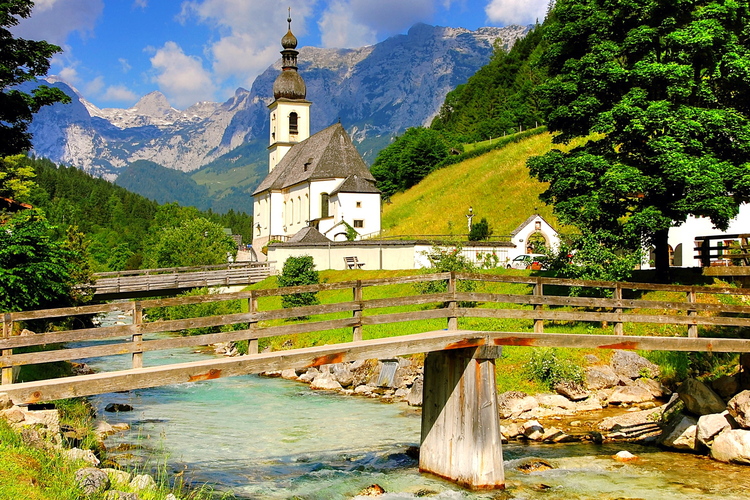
344;256;365;269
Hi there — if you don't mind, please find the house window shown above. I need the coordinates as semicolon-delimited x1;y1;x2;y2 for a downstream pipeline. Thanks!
289;112;298;134
353;219;364;228
297;196;301;223
321;193;329;218
356;201;362;208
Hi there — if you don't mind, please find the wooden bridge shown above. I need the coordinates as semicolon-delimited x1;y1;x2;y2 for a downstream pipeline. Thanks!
4;273;750;489
90;262;272;300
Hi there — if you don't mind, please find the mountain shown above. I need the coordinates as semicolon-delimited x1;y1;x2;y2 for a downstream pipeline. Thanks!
26;23;530;197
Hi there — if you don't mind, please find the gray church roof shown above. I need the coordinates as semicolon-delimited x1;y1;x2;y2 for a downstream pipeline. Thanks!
253;123;376;195
331;174;380;195
288;226;331;243
510;214;554;236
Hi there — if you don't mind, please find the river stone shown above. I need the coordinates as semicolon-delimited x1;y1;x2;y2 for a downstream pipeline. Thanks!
599;406;664;442
280;369;298;380
608;385;654;405
611;351;660;379
499;393;539;418
298;367;319;383
727;390;750;428
678;378;726;416
614;450;638;462
585;365;621;390
130;473;157;491
105;403;133;413
521;420;545;441
406;376;423;407
711;429;750;464
65;447;100;466
713;374;740;399
536;393;577;410
635;378;669;399
0;393;11;410
103;468;132;487
660;414;699;451
501;423;521;439
75;467;110;495
310;371;343;391
554;381;588;401
697;411;736;447
331;363;354;387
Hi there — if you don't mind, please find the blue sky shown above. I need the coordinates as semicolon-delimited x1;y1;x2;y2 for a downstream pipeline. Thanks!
13;0;548;110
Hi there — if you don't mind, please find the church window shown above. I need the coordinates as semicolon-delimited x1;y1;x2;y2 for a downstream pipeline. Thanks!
356;201;362;208
353;219;364;228
321;193;329;218
297;196;302;223
290;198;294;225
289;112;298;134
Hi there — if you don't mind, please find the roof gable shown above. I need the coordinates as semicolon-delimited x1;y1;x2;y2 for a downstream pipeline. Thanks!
253;123;374;195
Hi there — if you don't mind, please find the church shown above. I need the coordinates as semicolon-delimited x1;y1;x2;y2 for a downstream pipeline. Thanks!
252;17;381;257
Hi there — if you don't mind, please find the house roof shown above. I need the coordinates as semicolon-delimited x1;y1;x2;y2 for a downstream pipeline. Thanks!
288;226;331;243
331;174;380;195
510;214;555;236
253;122;375;195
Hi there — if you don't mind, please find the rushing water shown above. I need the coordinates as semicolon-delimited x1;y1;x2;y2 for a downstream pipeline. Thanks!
84;316;750;500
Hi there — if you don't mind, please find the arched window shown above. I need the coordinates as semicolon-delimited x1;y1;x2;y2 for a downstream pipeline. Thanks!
321;193;329;218
290;198;294;226
289;112;298;134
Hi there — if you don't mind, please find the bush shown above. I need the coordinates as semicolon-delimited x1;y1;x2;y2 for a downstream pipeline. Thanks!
278;255;320;309
525;348;584;389
468;217;492;241
415;245;477;306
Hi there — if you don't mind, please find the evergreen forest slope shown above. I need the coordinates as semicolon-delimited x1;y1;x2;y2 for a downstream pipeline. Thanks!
381;132;561;238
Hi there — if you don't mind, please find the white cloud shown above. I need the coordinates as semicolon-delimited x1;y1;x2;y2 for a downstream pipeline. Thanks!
133;0;148;8
57;66;80;85
84;76;105;96
12;0;104;44
485;0;548;25
149;41;217;108
319;2;376;48
102;85;138;103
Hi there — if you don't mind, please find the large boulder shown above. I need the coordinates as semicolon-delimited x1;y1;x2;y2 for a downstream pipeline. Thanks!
520;420;545;441
310;371;343;391
330;363;354;387
660;414;699;451
75;467;110;495
599;406;664;442
536;393;577;410
697;411;736;447
711;429;750;464
608;385;655;405
554;381;589;401
585;365;621;390
611;351;660;380
678;378;726;416
498;392;538;418
712;374;740;399
406;375;423;407
727;390;750;428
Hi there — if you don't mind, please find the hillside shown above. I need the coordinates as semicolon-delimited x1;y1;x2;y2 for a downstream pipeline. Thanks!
381;132;562;238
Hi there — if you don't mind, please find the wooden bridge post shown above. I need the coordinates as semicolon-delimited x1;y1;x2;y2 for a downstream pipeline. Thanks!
534;277;544;334
419;345;504;490
687;288;698;338
447;272;458;330
1;313;13;385
132;302;143;369
613;283;623;335
353;280;363;342
248;292;259;355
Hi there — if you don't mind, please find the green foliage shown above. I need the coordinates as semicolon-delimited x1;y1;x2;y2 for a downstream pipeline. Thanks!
115;160;211;210
468;217;492;241
0;154;35;201
149;217;237;268
147;288;245;336
529;0;750;278
0;209;87;312
278;255;320;309
371;127;450;197
415;245;477;299
0;1;70;157
525;348;584;389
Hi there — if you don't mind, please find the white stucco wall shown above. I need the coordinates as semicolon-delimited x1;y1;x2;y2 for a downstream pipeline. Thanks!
509;216;560;259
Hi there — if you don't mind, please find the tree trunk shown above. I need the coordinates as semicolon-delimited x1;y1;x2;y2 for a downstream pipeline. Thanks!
653;228;671;282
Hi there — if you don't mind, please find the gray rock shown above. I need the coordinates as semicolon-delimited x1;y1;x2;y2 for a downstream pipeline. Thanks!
406;376;423;407
611;351;660;379
712;374;739;399
297;367;319;383
130;473;157;491
599;406;665;442
498;392;538;418
64;448;100;466
75;467;111;495
0;393;12;410
711;429;750;464
521;420;545;441
331;363;354;387
554;381;588;401
585;365;621;390
103;468;132;488
608;385;654;405
354;385;376;396
536;394;577;410
697;411;736;447
727;390;750;428
660;414;699;451
584;354;601;365
280;369;298;380
310;371;343;391
678;378;727;416
634;377;670;399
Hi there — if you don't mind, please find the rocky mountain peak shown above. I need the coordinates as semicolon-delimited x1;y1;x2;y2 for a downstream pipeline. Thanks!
132;91;175;118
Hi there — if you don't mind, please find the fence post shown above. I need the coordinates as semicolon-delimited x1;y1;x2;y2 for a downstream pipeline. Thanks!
353;280;363;342
447;272;458;330
613;283;623;335
687;288;698;338
132;302;143;369
533;277;544;334
248;291;259;354
1;313;13;385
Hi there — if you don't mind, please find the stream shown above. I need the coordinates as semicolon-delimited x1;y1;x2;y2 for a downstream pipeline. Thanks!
83;314;750;499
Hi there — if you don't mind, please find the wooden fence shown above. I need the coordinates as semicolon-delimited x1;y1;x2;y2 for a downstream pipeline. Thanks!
92;262;272;297
4;272;750;394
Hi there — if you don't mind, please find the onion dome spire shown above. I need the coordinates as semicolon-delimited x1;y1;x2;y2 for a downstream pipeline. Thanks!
273;9;306;100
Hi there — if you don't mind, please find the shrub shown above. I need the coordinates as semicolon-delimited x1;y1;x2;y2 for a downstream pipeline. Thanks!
525;348;584;390
468;217;492;241
278;255;320;309
415;245;477;306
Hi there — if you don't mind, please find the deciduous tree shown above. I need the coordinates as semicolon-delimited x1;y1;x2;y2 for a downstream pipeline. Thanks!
528;0;750;279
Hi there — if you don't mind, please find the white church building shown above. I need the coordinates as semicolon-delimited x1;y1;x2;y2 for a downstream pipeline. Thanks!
252;17;381;257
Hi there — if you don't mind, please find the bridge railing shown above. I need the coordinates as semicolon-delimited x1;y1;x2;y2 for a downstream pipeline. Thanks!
4;272;750;386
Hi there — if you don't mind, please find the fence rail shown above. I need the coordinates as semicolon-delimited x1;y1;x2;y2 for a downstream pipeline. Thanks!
4;272;750;393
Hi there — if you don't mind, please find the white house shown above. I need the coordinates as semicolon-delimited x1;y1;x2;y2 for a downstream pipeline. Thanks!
252;17;381;258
